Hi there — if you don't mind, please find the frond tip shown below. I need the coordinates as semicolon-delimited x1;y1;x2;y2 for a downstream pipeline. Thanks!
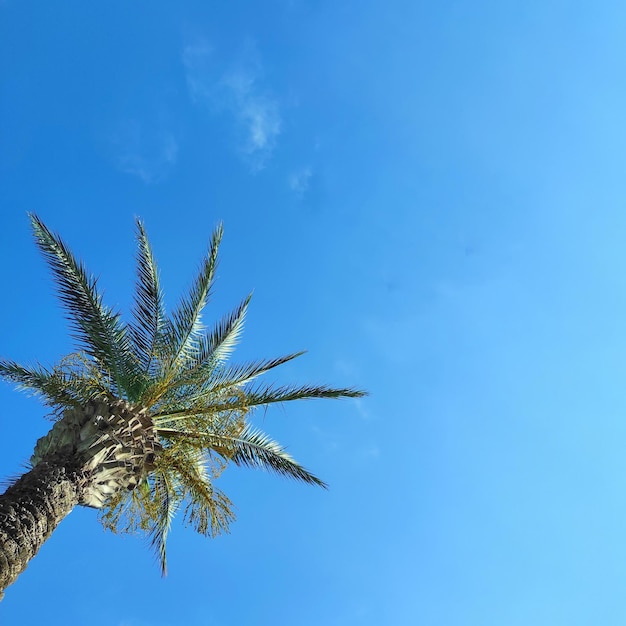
213;425;329;488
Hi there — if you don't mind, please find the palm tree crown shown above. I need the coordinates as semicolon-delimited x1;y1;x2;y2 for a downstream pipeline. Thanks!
0;215;365;573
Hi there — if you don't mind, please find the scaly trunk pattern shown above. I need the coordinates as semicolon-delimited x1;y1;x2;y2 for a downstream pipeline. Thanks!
0;456;83;596
0;398;158;597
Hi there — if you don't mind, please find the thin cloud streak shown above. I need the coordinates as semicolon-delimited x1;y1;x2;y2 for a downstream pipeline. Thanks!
182;40;282;171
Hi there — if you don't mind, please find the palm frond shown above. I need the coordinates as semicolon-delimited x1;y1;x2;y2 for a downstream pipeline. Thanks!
157;352;306;414
99;472;181;575
186;293;251;374
28;214;138;398
130;218;166;381
154;383;366;422
158;425;327;487
224;383;367;409
143;295;252;407
0;356;110;409
196;352;306;394
148;471;179;575
99;478;154;536
161;223;223;376
163;447;235;538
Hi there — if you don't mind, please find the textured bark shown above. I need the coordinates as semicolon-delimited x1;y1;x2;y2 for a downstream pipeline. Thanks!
0;399;158;597
32;399;158;508
0;457;83;597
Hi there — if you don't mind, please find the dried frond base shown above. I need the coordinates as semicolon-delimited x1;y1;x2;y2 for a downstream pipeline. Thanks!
31;399;159;508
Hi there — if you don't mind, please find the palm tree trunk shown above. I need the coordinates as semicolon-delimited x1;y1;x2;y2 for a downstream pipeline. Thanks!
0;456;83;597
0;399;158;598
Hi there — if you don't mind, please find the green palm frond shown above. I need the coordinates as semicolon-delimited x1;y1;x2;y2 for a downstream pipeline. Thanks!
130;218;166;382
227;425;327;487
185;293;251;375
0;356;109;409
144;295;252;407
196;352;307;394
158;424;327;487
149;472;179;575
223;383;367;410
28;214;138;398
154;383;366;422
156;353;306;415
161;223;223;377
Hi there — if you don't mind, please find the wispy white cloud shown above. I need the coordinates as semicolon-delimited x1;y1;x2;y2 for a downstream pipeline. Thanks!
182;40;281;171
112;119;178;184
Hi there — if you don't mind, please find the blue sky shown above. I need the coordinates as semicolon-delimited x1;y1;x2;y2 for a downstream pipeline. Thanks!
3;1;626;624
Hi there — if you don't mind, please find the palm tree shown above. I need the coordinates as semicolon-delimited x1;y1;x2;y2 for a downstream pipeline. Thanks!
0;214;365;598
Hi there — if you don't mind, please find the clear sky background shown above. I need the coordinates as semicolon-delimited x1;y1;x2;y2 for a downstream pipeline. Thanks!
2;1;626;624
